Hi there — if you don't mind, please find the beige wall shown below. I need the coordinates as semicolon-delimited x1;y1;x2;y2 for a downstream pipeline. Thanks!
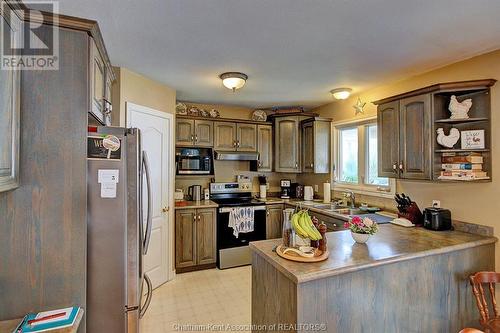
301;49;500;267
111;67;176;125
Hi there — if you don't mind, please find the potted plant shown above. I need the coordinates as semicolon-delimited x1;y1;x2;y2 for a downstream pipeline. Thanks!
344;216;378;244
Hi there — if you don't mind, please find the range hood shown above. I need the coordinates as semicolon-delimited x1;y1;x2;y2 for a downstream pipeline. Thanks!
214;150;259;161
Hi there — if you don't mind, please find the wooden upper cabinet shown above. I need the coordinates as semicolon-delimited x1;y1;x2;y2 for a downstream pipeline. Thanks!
176;119;195;146
257;125;273;172
214;122;237;150
89;38;106;125
399;94;431;180
275;117;300;173
302;122;314;173
194;120;213;147
195;208;216;265
266;204;284;239
176;119;214;147
377;94;431;180
377;101;400;178
302;119;331;174
237;124;257;152
175;209;196;268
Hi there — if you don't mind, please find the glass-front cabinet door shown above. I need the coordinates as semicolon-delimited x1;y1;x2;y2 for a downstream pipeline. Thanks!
0;11;21;192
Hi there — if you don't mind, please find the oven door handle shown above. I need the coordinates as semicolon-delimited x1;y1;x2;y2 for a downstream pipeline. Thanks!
219;206;266;213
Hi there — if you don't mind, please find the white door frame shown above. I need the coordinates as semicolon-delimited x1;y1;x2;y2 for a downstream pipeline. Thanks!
126;102;175;282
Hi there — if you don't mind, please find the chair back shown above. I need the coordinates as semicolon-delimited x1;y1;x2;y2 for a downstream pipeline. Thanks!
470;272;500;325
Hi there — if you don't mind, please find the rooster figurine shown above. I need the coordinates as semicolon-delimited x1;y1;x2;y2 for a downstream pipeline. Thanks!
436;127;460;148
448;95;473;119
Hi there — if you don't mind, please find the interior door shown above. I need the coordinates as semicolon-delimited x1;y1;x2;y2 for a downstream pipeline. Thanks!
127;102;173;289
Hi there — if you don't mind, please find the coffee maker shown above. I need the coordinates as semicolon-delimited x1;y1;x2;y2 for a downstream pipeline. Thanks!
280;179;291;199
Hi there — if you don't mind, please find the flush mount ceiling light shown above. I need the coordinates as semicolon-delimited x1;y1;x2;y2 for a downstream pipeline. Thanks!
330;88;352;100
219;72;248;92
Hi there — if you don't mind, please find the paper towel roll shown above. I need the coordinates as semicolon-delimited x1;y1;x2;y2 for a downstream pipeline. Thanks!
323;183;331;203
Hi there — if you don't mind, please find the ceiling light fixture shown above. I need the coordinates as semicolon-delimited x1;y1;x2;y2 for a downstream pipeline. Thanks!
219;72;248;92
330;88;352;100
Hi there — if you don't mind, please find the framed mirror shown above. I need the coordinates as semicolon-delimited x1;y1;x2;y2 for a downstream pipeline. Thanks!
0;9;21;192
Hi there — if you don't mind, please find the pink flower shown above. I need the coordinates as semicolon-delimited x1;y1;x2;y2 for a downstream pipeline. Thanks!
352;216;362;225
344;222;350;229
364;218;374;227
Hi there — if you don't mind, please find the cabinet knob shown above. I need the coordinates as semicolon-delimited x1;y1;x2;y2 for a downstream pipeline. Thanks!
195;135;198;142
191;135;194;142
295;162;298;169
310;163;314;168
237;141;240;147
392;163;398;173
197;215;201;220
162;207;169;213
399;161;404;171
233;141;237;147
266;210;270;216
258;161;262;167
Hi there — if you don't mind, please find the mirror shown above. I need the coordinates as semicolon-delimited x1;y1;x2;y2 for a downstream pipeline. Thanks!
0;11;20;192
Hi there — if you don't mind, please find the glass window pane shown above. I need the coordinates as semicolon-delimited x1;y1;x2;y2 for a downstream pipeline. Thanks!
367;125;389;186
339;127;358;183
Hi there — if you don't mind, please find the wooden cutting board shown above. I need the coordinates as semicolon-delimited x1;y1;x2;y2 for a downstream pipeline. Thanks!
276;244;329;263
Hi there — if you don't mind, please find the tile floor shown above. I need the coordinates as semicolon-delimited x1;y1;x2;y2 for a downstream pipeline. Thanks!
141;266;252;333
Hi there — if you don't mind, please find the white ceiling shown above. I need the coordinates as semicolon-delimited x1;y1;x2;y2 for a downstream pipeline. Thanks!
57;0;500;108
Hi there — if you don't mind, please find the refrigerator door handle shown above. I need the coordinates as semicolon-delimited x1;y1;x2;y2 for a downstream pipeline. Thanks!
142;151;153;255
139;273;153;318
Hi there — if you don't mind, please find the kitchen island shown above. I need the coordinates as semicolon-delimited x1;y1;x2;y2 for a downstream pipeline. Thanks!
249;225;496;333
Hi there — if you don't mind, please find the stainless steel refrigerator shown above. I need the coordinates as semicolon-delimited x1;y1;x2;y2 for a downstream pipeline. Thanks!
87;126;153;333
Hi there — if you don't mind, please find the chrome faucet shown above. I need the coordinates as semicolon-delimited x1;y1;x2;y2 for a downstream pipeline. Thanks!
344;190;356;208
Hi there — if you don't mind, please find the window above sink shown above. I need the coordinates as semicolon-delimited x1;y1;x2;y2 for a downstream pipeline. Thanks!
332;116;396;198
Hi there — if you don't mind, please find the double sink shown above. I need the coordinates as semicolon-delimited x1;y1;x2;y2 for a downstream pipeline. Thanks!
303;203;365;217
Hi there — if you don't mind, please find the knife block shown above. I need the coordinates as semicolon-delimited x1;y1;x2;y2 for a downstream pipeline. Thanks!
398;202;424;225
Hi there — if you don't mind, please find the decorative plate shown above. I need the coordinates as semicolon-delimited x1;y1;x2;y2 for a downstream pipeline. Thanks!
200;108;210;117
175;102;187;115
210;109;220;118
252;109;267;121
187;106;200;117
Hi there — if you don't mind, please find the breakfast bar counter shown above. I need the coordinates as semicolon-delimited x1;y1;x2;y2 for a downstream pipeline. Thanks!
249;225;496;332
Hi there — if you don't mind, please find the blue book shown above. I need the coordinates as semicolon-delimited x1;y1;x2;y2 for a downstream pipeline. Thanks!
13;307;79;333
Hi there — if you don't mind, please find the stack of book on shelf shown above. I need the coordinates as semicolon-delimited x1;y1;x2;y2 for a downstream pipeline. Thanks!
439;152;489;180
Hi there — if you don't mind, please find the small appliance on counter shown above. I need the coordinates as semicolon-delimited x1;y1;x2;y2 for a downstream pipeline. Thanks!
188;185;202;201
174;189;184;201
280;179;291;199
304;186;314;201
295;184;304;199
423;207;452;231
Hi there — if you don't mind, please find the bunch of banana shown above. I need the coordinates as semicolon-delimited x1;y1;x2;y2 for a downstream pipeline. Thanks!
290;210;322;241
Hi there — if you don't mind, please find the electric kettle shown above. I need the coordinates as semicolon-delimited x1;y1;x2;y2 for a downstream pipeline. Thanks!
188;185;202;201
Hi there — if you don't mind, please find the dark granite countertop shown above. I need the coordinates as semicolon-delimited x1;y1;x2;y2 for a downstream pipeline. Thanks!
249;225;497;284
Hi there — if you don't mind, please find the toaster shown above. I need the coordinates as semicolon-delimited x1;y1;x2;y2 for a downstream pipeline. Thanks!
423;207;452;231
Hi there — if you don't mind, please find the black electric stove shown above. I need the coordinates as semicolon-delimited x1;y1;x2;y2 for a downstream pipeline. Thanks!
210;182;267;269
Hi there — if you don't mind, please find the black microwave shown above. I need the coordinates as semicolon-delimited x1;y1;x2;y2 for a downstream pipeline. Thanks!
176;148;213;175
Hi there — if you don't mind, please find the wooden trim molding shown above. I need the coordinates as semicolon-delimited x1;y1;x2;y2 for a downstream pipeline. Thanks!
373;79;497;105
4;0;115;81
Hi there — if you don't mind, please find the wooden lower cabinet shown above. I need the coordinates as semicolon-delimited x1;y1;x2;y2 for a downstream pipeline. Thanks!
266;204;284;239
175;208;216;271
195;208;217;265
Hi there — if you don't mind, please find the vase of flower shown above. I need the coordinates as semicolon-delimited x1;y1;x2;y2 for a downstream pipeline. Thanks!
351;231;370;243
344;216;378;244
